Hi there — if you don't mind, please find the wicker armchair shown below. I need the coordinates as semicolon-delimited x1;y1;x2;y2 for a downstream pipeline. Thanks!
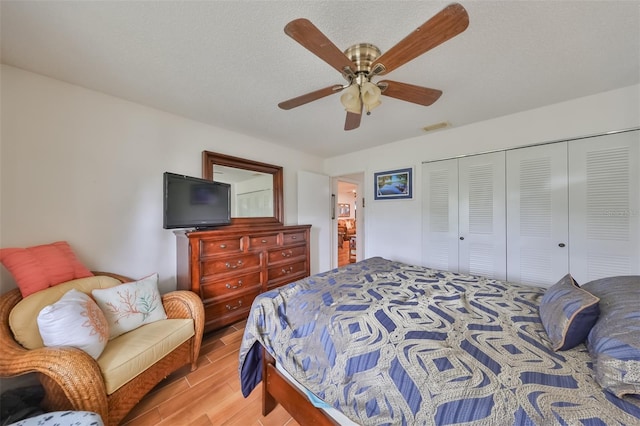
0;272;205;426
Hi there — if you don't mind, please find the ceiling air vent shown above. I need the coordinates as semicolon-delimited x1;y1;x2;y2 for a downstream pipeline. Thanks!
422;122;450;133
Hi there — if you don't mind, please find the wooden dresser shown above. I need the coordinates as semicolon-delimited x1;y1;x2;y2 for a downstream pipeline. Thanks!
175;224;311;332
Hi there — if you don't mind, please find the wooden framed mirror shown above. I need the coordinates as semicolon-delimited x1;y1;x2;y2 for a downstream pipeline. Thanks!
202;151;284;226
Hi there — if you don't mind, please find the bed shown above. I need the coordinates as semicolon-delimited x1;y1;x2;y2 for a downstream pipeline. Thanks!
238;257;640;425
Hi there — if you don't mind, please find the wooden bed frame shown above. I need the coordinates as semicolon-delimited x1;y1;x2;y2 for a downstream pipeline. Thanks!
261;347;338;425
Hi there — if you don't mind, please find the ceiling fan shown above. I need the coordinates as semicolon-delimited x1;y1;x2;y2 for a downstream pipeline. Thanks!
277;3;469;131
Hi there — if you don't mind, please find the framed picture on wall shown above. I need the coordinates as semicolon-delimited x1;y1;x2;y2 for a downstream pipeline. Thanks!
374;167;413;200
338;203;351;217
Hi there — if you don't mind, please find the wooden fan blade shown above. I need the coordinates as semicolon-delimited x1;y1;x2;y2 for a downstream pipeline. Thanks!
371;3;469;76
379;80;442;106
344;111;362;131
278;85;343;110
284;18;356;74
344;102;363;131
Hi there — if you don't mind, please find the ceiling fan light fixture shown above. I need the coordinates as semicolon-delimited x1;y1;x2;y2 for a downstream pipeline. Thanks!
280;3;469;129
360;81;382;114
340;83;362;114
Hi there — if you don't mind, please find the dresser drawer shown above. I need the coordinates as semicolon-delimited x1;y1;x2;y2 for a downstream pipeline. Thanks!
204;290;260;320
267;260;307;282
200;253;261;278
248;233;279;250
267;272;307;291
203;289;259;332
200;272;262;300
200;237;243;256
267;245;306;264
283;231;306;245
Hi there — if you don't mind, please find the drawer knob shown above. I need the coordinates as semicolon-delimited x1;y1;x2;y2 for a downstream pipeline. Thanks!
281;266;294;274
281;250;293;258
225;300;243;311
219;244;227;249
261;239;268;244
225;280;243;289
291;235;297;240
225;260;244;269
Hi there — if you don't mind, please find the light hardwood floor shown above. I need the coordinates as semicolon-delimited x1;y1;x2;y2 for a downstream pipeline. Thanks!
338;239;350;267
121;320;300;426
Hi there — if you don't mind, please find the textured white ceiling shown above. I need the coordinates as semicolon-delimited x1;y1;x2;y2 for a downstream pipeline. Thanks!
1;1;639;158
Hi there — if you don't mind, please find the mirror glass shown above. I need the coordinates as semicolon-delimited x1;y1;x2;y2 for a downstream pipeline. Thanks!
202;151;284;226
213;166;274;218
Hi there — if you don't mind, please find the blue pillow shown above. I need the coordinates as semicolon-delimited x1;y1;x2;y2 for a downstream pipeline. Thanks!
582;276;640;397
539;274;600;351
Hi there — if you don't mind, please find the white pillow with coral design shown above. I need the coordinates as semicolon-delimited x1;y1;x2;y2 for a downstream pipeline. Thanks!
37;288;109;359
91;273;167;339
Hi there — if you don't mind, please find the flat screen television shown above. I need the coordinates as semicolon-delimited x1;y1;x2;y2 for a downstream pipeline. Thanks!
163;172;231;229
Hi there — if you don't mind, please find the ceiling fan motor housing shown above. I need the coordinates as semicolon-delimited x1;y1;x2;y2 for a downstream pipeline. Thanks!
344;43;381;75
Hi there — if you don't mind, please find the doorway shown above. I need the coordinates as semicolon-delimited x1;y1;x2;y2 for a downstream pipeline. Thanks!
335;174;363;267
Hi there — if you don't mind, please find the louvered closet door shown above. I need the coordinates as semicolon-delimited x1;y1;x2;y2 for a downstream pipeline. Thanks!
458;152;507;279
422;159;459;272
568;131;640;284
506;143;569;287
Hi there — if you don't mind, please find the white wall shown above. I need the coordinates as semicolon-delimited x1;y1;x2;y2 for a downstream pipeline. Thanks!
5;66;636;291
324;84;640;266
0;65;324;294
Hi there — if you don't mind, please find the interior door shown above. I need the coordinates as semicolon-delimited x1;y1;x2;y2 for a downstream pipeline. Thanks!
298;170;332;274
568;130;640;283
506;143;569;287
458;152;507;279
422;159;459;271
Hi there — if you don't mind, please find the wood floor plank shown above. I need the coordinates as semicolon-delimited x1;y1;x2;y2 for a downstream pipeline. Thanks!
205;392;261;425
226;374;242;393
189;414;214;426
210;394;263;425
205;338;242;363
121;407;162;426
188;350;239;386
258;404;296;426
156;382;236;425
231;319;247;330
338;240;350;267
122;377;191;422
157;372;229;419
220;328;245;346
219;391;263;426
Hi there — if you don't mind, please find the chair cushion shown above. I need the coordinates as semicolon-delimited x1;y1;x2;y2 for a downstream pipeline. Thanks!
92;273;167;339
37;289;109;359
0;241;93;297
9;276;123;350
98;318;194;394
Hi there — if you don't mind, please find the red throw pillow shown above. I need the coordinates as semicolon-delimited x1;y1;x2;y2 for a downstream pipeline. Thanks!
0;241;93;297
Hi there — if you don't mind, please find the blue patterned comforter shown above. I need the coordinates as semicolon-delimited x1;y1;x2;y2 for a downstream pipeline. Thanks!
238;257;640;425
